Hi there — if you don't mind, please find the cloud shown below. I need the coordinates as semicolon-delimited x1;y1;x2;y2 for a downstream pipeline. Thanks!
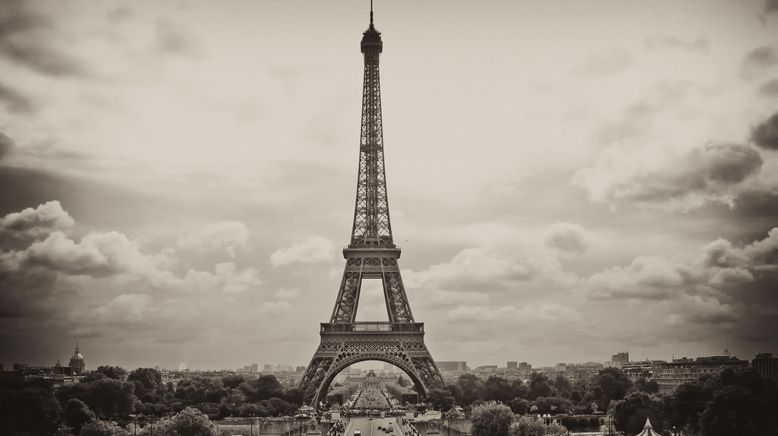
0;132;12;161
751;112;778;150
447;303;581;324
578;229;778;348
572;48;633;76
405;247;537;293
270;236;335;266
643;36;708;52
765;0;778;14
573;143;763;210
594;80;695;143
0;81;36;114
544;222;590;253
732;188;778;220
0;200;74;244
584;255;686;300
155;19;197;56
0;202;263;327
741;46;778;80
0;1;90;77
580;228;778;301
757;78;778;97
177;221;251;258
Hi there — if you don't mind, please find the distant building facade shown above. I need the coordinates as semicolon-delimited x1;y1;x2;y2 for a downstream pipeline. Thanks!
436;361;468;372
611;352;629;367
752;353;778;381
507;361;518;369
652;356;748;394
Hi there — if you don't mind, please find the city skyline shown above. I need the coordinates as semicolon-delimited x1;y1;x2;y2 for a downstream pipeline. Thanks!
1;0;778;371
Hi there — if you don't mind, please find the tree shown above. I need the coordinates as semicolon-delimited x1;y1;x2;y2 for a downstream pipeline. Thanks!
699;385;777;436
96;366;128;380
150;407;218;436
485;376;514;402
510;398;529;415
510;416;566;436
80;419;129;436
665;381;711;435
592;368;632;409
0;379;62;435
427;387;455;411
633;377;659;394
471;402;514;436
220;374;246;389
552;374;572;398
527;373;555;400
127;368;162;396
88;379;136;418
511;380;530;400
511;416;547;436
397;375;407;387
530;397;572;415
64;398;96;433
455;374;486;406
613;391;665;435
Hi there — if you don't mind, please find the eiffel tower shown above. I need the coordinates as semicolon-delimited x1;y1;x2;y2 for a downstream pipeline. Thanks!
298;4;442;407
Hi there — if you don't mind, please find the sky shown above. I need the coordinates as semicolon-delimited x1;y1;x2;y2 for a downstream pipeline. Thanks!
0;0;777;371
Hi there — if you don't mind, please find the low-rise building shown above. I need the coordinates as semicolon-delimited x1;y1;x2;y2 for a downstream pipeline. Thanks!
752;353;778;381
436;361;468;372
652;356;748;394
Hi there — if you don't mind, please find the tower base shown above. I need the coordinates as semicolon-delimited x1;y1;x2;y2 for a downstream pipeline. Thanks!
299;322;442;407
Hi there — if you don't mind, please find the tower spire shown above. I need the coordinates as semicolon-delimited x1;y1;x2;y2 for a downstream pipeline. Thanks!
370;0;374;26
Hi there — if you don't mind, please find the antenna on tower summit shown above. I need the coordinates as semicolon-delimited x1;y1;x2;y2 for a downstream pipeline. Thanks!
370;0;374;26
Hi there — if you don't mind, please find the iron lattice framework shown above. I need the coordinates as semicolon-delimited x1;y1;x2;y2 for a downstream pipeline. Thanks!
299;9;442;407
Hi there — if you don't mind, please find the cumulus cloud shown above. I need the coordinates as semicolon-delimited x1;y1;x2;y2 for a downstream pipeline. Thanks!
0;202;263;334
584;255;686;300
0;200;74;243
405;247;542;296
580;228;778;341
544;222;590;253
177;221;251;258
582;229;777;300
270;236;335;266
751;112;778;150
573;143;763;210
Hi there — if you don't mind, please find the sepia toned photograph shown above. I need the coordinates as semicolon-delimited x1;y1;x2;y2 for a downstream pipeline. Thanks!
1;1;777;435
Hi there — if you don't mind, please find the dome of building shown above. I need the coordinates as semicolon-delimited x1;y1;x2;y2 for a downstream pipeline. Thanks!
68;342;85;375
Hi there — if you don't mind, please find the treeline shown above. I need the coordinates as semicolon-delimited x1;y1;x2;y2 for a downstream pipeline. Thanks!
0;366;304;435
428;368;646;415
430;367;778;436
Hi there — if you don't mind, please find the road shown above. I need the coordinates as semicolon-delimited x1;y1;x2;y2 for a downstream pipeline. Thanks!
344;416;404;436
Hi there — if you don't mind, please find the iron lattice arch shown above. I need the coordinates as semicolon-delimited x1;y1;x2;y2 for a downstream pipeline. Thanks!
298;12;442;408
299;325;441;405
